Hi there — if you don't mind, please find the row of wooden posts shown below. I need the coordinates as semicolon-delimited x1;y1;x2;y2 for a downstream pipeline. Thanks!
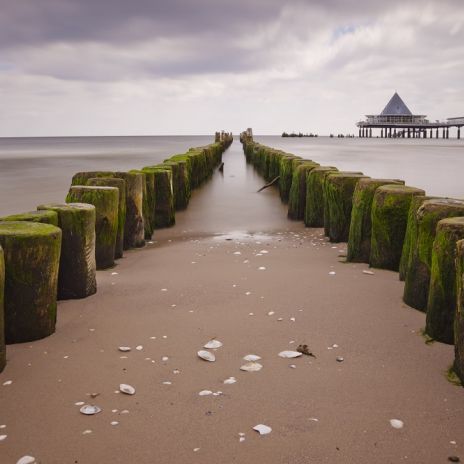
240;132;464;385
0;134;233;373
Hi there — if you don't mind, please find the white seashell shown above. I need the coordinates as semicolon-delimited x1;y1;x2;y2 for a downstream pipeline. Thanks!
223;377;237;384
290;317;296;322
120;410;129;414
243;354;261;362
290;364;296;369
239;437;245;442
336;356;344;362
110;421;119;426
197;350;215;362
0;435;7;441
260;250;269;254
80;405;102;415
329;271;336;275
240;362;263;372
162;381;172;385
363;270;374;275
278;351;302;359
253;424;272;435
119;384;136;395
277;318;283;321
162;356;169;362
233;251;241;255
135;345;143;351
258;267;266;270
16;456;38;464
2;380;12;386
390;419;404;429
82;429;92;435
199;390;213;396
118;346;131;352
204;340;223;349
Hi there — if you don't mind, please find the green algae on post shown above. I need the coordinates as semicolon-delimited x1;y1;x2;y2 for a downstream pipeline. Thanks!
403;199;464;311
113;172;145;249
0;221;62;343
369;185;425;271
279;155;300;203
71;171;114;186
87;177;126;259
304;166;338;228
399;196;439;281
37;203;97;300
0;246;4;372
0;210;59;226
454;239;464;384
287;161;319;221
425;217;464;344
324;172;368;243
66;186;119;270
347;178;405;263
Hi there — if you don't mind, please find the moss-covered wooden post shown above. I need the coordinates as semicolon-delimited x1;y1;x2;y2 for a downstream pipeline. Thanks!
113;172;145;249
87;177;126;259
324;172;368;242
71;171;114;186
0;210;59;226
304;167;338;228
66;186;119;270
129;170;155;240
455;239;464;383
399;196;438;281
37;203;97;300
0;221;61;343
0;246;5;372
425;218;464;344
279;155;300;203
347;179;405;263
370;185;425;271
165;158;190;209
403;199;464;311
143;167;175;228
288;161;319;220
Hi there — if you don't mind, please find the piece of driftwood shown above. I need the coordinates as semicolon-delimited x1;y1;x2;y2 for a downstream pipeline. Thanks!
257;176;280;193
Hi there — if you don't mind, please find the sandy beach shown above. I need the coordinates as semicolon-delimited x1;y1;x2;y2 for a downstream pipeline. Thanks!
0;141;462;463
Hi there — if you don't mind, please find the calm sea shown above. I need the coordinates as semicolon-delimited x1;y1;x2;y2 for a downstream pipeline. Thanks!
0;136;463;230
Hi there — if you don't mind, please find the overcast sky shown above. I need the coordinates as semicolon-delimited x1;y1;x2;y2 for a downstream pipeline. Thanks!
0;0;463;136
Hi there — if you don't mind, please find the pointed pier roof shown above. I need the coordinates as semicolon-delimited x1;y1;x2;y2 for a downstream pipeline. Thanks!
381;92;412;116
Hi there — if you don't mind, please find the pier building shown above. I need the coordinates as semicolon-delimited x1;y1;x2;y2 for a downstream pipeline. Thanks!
357;92;462;139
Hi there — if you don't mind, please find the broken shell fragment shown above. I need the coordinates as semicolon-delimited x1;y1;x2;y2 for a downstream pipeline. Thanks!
223;377;237;384
199;390;213;396
240;362;263;372
390;419;404;429
80;405;102;415
119;384;136;395
278;351;303;359
253;424;272;435
16;457;38;464
118;346;131;352
204;340;223;349
197;350;216;362
243;354;261;362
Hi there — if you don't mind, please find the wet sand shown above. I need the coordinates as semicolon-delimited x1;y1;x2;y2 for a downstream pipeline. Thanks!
0;142;463;463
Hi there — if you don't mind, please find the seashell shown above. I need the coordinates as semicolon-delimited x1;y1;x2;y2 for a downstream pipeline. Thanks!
0;435;7;441
2;380;12;386
336;356;344;362
243;354;261;362
135;345;143;351
204;340;223;349
253;424;272;435
278;351;303;359
258;267;266;270
240;362;263;372
79;405;102;415
197;350;216;362
118;346;131;352
363;270;374;275
199;390;213;396
223;377;237;384
16;456;38;464
329;271;336;275
119;384;136;395
390;419;404;429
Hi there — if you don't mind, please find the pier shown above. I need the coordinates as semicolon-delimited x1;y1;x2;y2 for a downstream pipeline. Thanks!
357;92;463;139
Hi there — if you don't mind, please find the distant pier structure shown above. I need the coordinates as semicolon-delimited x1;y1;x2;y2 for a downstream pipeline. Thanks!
357;92;463;139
